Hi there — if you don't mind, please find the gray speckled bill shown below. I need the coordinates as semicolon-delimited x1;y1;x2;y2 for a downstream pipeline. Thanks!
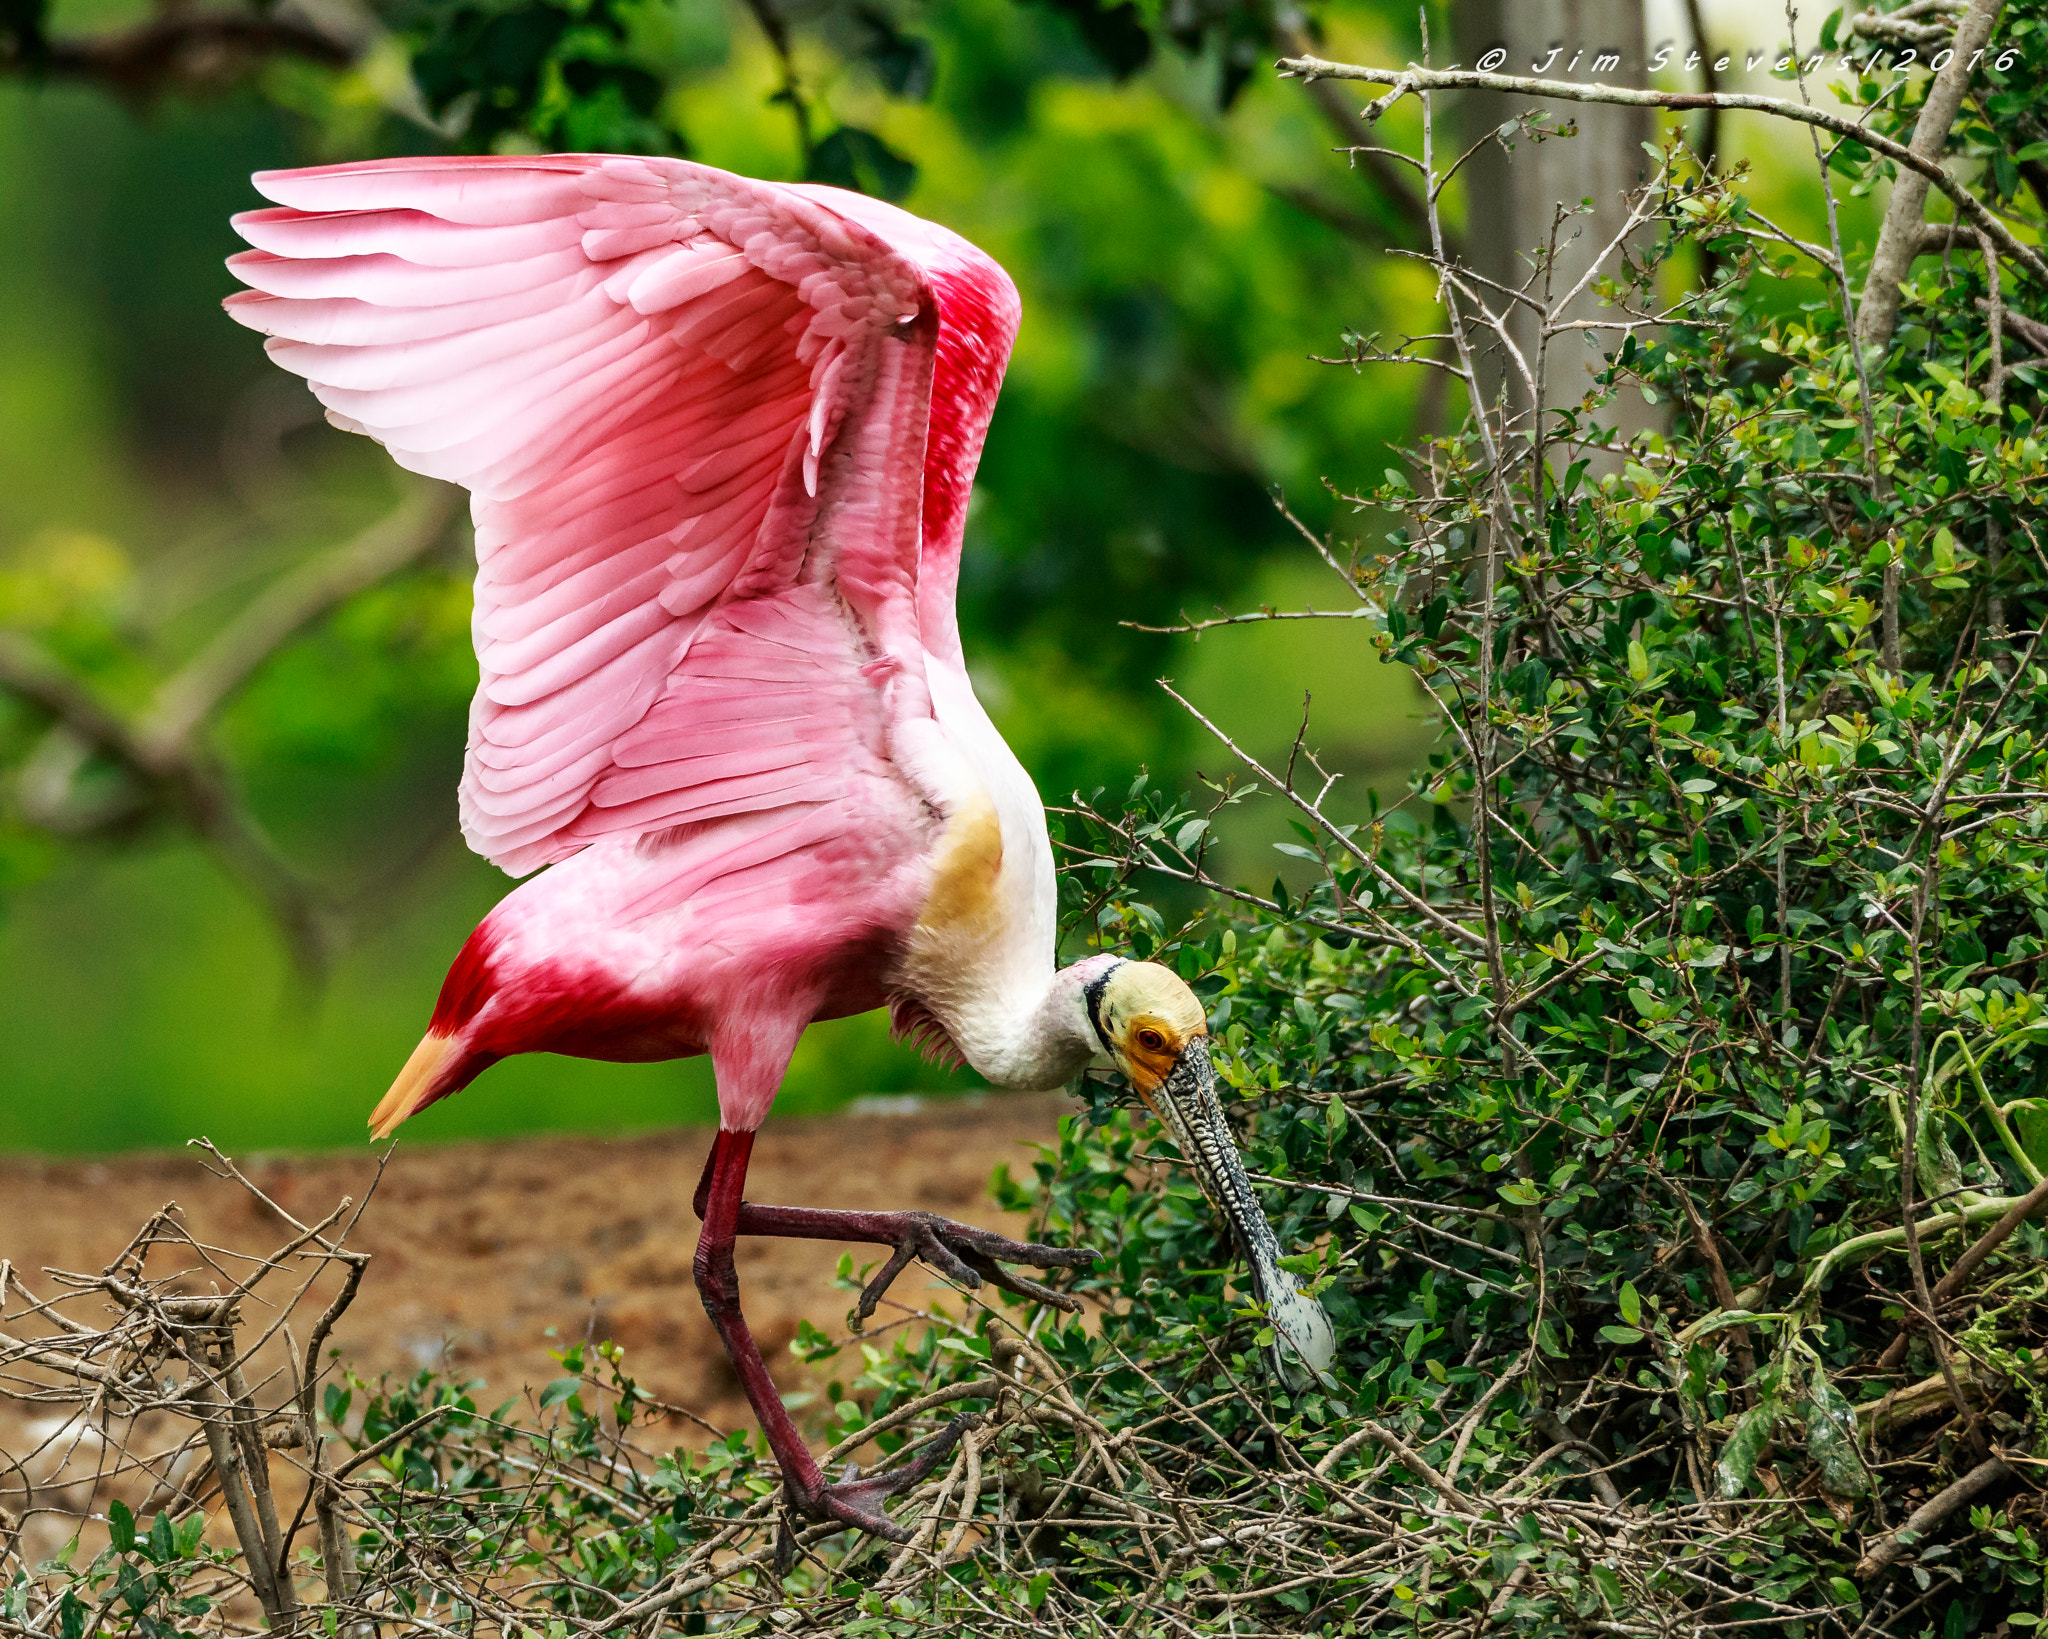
1154;1037;1337;1388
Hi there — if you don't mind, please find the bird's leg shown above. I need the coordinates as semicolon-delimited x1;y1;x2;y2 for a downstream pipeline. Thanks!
691;1142;1096;1326
691;1129;977;1551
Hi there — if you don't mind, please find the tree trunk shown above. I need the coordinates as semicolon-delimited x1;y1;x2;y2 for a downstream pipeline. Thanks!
1453;0;1656;456
1855;0;2008;358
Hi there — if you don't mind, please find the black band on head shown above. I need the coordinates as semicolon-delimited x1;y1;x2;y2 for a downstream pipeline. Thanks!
1083;960;1125;1055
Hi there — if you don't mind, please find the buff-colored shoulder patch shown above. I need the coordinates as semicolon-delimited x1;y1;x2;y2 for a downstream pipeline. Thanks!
916;788;1004;937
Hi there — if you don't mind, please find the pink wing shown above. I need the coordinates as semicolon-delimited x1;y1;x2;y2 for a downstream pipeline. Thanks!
224;154;1016;877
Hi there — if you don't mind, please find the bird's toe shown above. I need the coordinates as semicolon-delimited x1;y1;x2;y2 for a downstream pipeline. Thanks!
787;1413;976;1543
945;1219;1099;1270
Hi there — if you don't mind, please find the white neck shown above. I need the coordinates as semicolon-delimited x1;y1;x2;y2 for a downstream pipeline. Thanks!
933;956;1116;1091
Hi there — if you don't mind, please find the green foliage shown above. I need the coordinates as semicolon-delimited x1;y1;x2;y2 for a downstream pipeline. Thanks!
1016;11;2048;1628
398;0;683;155
373;0;1296;170
5;1494;224;1637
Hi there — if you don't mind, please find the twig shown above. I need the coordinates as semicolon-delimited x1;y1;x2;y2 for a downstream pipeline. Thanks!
1273;54;2048;290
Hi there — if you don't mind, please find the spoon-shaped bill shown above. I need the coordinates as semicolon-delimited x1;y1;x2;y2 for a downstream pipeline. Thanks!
1149;1037;1337;1387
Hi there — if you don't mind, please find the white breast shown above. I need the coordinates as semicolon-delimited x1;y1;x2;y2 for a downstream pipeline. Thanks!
891;656;1061;1082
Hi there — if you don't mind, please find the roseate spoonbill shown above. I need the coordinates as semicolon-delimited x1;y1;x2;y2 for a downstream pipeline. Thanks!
224;154;1335;1541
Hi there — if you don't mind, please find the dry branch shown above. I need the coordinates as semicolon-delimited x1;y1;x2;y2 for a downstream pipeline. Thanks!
1854;1455;2014;1578
1875;1169;2048;1369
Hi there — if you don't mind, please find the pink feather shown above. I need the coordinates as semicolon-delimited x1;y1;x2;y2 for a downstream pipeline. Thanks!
227;155;1020;1132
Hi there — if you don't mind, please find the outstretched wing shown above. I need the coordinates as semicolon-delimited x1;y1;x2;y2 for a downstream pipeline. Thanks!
225;154;986;877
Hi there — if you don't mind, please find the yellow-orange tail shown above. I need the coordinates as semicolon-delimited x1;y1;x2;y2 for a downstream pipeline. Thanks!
369;1033;455;1140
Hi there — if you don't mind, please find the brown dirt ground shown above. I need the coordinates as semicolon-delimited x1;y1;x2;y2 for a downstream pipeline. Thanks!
0;1093;1069;1475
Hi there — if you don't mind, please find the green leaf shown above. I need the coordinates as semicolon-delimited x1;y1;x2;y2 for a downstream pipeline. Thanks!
107;1499;135;1555
1618;1280;1642;1327
539;1377;583;1411
1715;1399;1779;1497
1025;1571;1053;1610
1803;1375;1873;1498
1598;1324;1645;1345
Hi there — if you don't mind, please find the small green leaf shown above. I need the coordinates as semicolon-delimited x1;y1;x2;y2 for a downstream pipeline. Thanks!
1598;1324;1645;1345
539;1376;583;1411
1618;1281;1642;1327
107;1500;135;1555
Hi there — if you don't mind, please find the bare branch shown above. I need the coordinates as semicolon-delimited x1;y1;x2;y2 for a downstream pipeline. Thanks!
145;480;461;753
4;5;360;95
1274;53;2048;291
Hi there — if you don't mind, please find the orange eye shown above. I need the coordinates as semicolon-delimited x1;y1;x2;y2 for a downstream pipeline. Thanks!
1136;1028;1166;1053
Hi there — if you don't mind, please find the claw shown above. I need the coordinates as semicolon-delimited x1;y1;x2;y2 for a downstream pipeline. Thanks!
849;1212;1097;1326
784;1413;977;1549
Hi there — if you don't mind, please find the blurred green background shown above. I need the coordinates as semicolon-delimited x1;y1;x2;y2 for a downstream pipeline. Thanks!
0;0;1866;1150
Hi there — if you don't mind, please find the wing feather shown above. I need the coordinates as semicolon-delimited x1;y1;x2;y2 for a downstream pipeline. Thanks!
227;154;1012;883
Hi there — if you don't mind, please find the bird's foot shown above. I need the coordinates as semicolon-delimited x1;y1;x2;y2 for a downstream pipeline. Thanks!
851;1212;1096;1327
776;1413;977;1573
